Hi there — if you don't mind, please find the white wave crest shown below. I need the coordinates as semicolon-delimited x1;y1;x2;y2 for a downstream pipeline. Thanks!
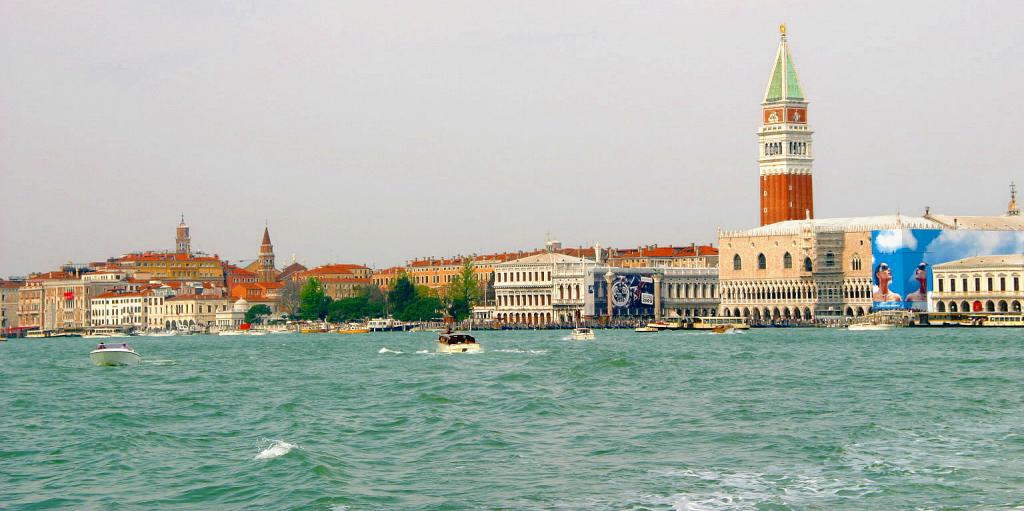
492;349;548;354
378;347;403;354
255;440;296;460
415;350;430;354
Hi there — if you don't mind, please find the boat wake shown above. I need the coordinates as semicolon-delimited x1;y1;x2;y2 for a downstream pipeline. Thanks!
378;347;403;354
144;359;177;366
415;350;431;354
254;439;296;460
492;348;548;355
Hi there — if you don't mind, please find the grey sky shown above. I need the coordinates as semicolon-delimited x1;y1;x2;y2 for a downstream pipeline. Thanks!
2;1;1022;276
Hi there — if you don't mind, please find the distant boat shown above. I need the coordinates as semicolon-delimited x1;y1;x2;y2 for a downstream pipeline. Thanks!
569;327;595;341
438;331;481;353
337;327;370;335
710;325;735;334
634;326;659;333
847;323;896;331
90;343;141;366
646;321;671;330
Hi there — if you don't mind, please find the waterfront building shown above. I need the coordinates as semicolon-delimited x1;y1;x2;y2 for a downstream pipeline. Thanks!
0;280;21;331
718;213;1024;321
155;295;231;331
719;216;939;321
296;264;372;300
494;251;593;325
759;24;814;226
90;290;152;329
932;255;1024;313
404;242;597;301
215;298;250;330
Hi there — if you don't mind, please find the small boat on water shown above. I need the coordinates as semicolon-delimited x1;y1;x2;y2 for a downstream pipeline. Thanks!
646;321;671;330
90;343;142;366
569;327;596;341
337;327;370;335
438;331;481;353
26;330;82;338
634;326;659;333
711;325;735;334
847;323;896;331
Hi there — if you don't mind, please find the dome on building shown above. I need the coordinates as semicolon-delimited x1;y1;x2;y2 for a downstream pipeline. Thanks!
233;298;250;312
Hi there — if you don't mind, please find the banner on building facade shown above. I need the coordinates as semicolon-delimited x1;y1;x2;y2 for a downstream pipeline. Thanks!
871;229;1024;313
590;271;656;317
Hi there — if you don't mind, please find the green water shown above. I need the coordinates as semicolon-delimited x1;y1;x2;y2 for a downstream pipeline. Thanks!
2;329;1023;510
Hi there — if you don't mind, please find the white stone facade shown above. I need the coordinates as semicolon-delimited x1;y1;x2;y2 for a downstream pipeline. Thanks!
494;252;594;325
932;255;1024;313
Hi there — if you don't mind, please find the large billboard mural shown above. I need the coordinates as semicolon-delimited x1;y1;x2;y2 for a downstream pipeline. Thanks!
589;270;656;317
871;229;1024;312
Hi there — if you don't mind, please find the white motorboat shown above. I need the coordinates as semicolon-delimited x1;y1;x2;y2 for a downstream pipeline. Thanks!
847;323;897;331
569;327;596;341
90;343;142;366
218;330;245;336
634;326;659;333
438;332;481;353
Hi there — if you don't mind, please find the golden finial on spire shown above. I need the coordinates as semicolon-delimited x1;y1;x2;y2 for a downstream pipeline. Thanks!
780;23;786;36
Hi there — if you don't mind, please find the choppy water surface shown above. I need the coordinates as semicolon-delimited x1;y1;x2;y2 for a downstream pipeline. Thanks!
2;329;1023;510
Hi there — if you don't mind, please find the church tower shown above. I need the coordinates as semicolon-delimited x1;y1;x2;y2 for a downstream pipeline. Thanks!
759;24;814;226
175;215;191;254
257;227;276;282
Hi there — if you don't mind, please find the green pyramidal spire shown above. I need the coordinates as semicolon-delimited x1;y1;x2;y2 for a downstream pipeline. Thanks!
763;25;805;103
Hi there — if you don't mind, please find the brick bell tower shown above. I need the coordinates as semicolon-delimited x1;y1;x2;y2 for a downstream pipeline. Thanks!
257;226;276;283
759;24;814;226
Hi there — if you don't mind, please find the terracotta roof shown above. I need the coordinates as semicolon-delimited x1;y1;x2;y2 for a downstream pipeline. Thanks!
304;264;369;275
30;271;75;281
0;280;23;289
261;227;272;245
610;245;718;259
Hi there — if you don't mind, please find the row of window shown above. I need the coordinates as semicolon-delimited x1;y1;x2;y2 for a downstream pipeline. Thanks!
763;141;809;156
497;270;552;283
734;252;862;272
498;294;550;307
937;276;1021;293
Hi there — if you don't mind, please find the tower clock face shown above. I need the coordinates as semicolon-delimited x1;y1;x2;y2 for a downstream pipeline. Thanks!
611;280;630;307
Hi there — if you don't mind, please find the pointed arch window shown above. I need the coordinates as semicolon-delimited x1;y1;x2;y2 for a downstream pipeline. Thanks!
733;254;742;271
783;252;792;269
757;253;767;270
804;257;813;272
852;254;862;271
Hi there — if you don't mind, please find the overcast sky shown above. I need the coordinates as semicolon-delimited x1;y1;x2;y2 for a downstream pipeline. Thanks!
2;1;1022;276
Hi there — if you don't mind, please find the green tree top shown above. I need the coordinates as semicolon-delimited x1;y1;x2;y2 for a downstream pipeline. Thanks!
298;278;329;320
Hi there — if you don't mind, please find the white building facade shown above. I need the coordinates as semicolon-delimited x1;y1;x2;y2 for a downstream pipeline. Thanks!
494;252;594;325
932;255;1024;314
